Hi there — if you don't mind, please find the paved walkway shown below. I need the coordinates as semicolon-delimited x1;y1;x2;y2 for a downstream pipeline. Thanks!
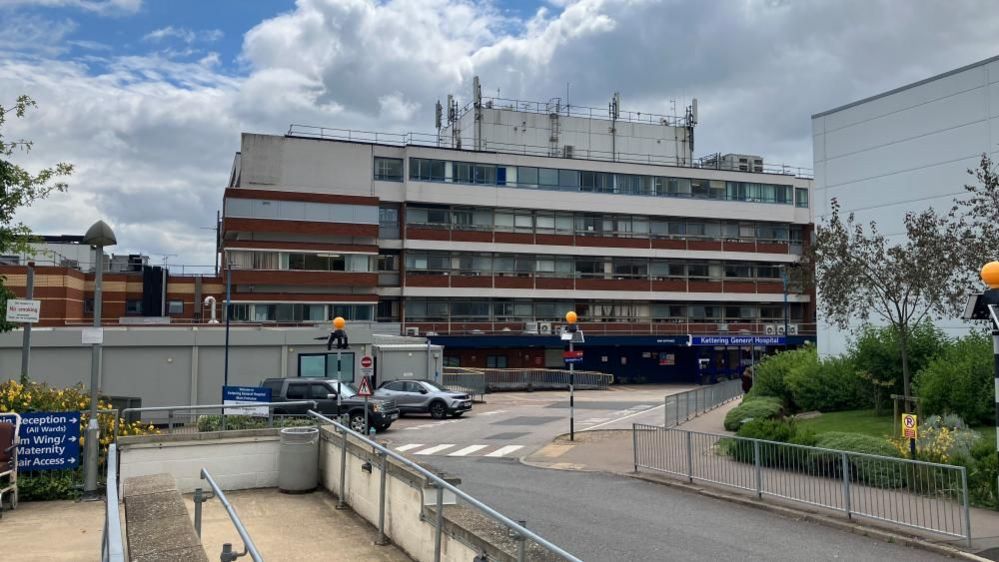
524;398;999;558
185;488;411;561
1;499;104;561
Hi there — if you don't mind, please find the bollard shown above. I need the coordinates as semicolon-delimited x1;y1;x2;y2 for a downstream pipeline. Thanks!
220;543;236;562
376;451;389;546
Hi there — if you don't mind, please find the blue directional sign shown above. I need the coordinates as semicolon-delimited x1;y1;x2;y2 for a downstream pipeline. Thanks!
0;411;81;472
223;385;272;417
690;336;786;346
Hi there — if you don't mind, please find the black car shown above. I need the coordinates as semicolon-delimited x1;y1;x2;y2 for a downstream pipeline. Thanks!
374;379;472;419
261;378;400;433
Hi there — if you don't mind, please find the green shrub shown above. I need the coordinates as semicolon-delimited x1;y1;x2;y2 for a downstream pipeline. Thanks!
723;396;783;431
966;438;999;509
748;347;816;406
811;432;903;487
197;415;316;432
916;333;992;426
785;354;865;412
850;323;949;410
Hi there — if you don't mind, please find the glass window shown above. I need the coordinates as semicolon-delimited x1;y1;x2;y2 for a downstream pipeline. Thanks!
725;264;752;278
454;162;472;184
486;355;508;368
126;300;142;315
539;168;559;187
514;212;533;232
691;179;709;198
558;169;580;190
688;264;709;278
535;212;555;233
373;157;403;181
518;167;539;187
287;383;309;399
795;188;809;208
473;164;496;185
494;211;514;231
579;171;596;192
168;300;184;316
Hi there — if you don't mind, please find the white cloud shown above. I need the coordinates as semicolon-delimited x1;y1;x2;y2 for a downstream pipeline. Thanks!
5;0;999;268
143;26;224;44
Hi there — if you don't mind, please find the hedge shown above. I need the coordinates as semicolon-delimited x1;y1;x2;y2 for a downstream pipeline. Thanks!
723;396;783;431
785;354;864;412
916;333;992;426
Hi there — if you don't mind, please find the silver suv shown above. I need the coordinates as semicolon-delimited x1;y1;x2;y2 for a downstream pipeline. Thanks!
374;379;472;419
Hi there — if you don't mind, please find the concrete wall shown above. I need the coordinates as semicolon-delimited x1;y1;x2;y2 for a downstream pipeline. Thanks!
812;55;999;355
118;427;535;561
1;324;431;409
118;430;282;493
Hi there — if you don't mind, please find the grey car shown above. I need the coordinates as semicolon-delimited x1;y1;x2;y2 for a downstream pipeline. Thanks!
374;379;472;419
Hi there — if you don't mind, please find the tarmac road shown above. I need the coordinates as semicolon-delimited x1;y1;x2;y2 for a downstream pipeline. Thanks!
425;456;949;562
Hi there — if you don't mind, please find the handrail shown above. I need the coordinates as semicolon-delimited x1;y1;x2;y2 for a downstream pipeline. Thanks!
307;410;582;561
200;468;264;562
113;401;318;443
102;443;125;562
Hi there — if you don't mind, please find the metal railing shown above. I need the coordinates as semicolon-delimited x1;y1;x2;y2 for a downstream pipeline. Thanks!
443;367;613;391
287;124;813;179
440;371;487;401
195;468;263;562
413;321;818;337
633;425;972;545
113;402;318;443
101;443;125;562
308;410;582;562
664;379;743;427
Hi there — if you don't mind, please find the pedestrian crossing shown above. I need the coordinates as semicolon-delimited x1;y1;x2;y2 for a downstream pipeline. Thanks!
393;442;525;458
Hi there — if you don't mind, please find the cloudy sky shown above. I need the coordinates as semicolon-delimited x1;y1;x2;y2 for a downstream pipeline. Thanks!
1;0;997;269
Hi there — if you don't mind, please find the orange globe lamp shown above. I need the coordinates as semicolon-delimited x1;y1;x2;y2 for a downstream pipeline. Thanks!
982;262;999;289
565;311;578;324
333;316;346;330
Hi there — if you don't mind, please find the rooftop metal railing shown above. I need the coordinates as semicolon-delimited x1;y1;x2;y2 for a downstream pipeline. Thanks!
308;410;582;562
101;443;125;562
633;424;972;546
197;468;264;562
286;124;813;179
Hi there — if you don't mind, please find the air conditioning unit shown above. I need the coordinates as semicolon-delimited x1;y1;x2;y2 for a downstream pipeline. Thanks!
537;321;552;335
776;325;786;336
764;325;777;336
563;145;574;159
788;324;799;336
405;327;420;336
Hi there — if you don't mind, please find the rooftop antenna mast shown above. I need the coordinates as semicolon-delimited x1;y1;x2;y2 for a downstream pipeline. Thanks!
473;76;483;151
609;92;620;162
434;100;443;147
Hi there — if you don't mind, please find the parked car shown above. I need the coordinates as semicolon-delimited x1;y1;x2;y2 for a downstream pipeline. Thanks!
374;379;472;419
260;378;400;433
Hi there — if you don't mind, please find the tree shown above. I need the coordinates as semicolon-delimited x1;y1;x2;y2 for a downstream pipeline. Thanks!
0;95;73;329
958;154;999;268
808;198;970;407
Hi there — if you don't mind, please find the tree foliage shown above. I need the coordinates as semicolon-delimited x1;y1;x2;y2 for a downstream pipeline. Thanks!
957;154;999;266
0;95;73;328
808;198;971;404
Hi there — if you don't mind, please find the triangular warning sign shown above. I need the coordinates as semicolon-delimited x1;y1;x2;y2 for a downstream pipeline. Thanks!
357;376;373;397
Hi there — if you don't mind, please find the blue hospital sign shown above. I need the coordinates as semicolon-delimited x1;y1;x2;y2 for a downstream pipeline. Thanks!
0;411;81;471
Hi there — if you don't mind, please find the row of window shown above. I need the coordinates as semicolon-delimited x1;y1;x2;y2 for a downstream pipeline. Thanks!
405;205;803;242
404;252;791;281
86;299;185;316
228;251;372;272
229;303;375;323
384;157;809;207
403;299;803;323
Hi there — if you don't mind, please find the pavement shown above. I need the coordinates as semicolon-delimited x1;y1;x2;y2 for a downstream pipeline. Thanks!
1;498;105;561
184;488;411;561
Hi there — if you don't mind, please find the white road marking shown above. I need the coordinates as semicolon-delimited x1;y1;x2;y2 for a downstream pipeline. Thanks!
396;443;424;452
583;418;610;424
581;404;665;432
448;445;489;457
476;410;508;416
485;445;524;458
414;444;456;455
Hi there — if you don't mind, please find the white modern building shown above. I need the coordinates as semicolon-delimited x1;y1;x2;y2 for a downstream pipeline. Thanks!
812;55;999;355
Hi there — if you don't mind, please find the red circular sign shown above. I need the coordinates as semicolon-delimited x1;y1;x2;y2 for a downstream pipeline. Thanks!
361;356;373;368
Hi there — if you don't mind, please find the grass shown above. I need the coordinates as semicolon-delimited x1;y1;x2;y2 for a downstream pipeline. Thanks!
796;408;998;444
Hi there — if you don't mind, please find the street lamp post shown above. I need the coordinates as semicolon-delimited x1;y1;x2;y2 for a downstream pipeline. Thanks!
82;220;116;499
565;311;578;442
331;317;348;425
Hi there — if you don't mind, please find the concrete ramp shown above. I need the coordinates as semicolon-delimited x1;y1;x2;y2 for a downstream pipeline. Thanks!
123;473;208;562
